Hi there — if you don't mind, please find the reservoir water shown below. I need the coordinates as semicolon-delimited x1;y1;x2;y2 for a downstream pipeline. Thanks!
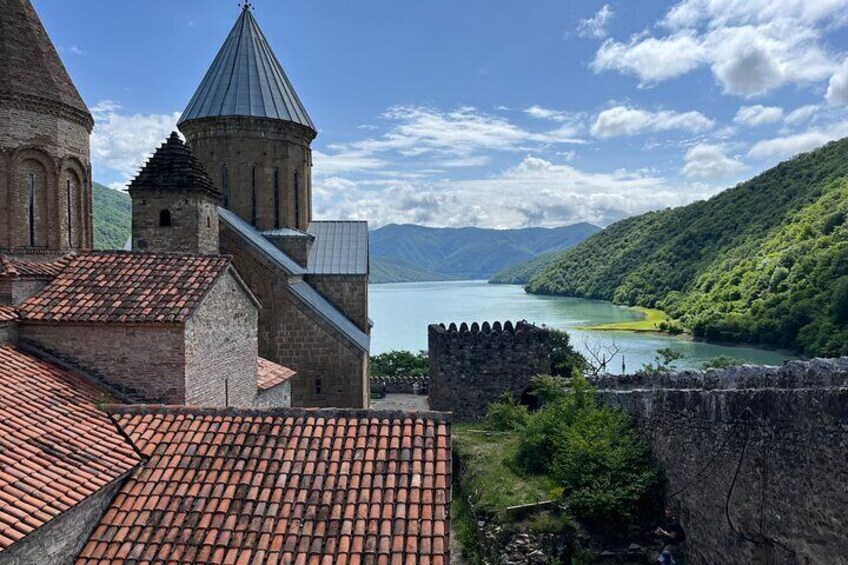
369;280;796;373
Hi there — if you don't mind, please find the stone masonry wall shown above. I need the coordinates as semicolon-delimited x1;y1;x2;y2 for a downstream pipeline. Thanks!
590;360;848;565
255;381;292;408
184;269;258;407
428;321;551;421
20;323;185;403
305;274;370;333
0;277;51;305
132;193;219;255
221;225;369;408
0;475;127;565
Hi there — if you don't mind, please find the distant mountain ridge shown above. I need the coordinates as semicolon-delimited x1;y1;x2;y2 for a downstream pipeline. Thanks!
527;138;848;357
370;223;601;283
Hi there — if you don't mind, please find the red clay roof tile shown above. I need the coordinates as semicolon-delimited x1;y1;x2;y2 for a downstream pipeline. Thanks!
0;306;17;322
257;358;297;390
0;345;141;551
0;253;74;279
77;406;451;565
18;251;230;324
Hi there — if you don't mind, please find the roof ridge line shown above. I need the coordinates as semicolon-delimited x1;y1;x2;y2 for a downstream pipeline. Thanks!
106;404;453;423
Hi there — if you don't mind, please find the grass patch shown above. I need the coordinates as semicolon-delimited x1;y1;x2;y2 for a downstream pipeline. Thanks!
581;307;677;333
453;424;557;515
452;490;483;564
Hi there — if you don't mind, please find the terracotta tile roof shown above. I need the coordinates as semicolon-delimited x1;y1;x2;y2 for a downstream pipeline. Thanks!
0;253;74;278
0;306;17;322
79;406;452;565
0;345;141;551
257;357;297;390
19;252;230;324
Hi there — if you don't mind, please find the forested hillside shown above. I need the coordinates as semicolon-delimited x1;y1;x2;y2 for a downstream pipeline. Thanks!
371;223;600;282
489;250;563;284
92;182;131;250
527;139;848;357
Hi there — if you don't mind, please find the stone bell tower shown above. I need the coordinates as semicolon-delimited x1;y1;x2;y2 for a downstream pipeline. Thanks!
178;5;316;233
0;0;94;253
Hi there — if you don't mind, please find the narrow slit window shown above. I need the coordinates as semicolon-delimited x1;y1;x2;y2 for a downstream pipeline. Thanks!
314;377;323;396
293;170;300;228
66;178;73;247
159;209;172;227
222;165;230;208
251;166;257;226
273;168;280;229
28;173;35;247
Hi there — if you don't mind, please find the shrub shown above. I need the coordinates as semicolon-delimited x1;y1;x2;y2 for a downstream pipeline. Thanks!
549;328;589;377
515;374;662;533
370;350;428;377
485;395;530;431
700;355;743;370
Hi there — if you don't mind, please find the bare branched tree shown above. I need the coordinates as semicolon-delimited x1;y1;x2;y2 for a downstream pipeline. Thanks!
580;335;623;377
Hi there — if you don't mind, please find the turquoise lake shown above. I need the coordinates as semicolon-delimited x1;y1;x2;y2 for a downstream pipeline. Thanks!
369;280;796;373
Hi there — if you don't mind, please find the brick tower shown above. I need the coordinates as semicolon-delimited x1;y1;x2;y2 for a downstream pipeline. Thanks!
129;133;222;254
0;0;94;253
178;5;316;232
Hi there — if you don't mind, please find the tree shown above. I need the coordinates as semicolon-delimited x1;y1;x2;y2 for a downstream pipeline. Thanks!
370;350;428;378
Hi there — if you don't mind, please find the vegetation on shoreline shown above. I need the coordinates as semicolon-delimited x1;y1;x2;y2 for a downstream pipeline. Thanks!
527;139;848;357
580;306;680;333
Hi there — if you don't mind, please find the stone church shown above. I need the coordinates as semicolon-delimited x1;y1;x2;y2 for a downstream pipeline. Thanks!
1;1;371;409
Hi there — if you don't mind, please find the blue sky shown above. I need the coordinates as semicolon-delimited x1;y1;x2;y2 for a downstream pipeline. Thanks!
35;0;848;229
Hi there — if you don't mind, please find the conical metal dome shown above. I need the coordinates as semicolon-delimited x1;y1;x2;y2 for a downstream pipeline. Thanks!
178;7;315;132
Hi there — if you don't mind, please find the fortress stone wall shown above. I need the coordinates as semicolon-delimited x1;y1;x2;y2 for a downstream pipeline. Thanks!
428;321;551;421
589;360;848;565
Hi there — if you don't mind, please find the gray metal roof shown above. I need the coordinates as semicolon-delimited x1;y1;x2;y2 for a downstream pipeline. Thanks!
218;207;305;275
178;7;315;130
289;281;370;352
307;221;369;275
219;207;369;352
260;228;313;239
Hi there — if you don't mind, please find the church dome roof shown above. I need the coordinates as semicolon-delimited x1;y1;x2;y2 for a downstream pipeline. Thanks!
178;6;315;132
0;0;92;127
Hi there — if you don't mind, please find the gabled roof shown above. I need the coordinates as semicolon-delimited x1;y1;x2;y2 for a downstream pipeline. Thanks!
127;132;221;199
178;6;315;132
0;306;18;322
0;345;140;551
19;252;231;324
0;253;74;278
307;221;369;276
220;208;370;352
78;405;451;565
0;0;92;126
257;357;296;390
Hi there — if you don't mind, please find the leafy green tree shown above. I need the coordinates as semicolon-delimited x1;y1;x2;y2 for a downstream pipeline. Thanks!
370;350;428;377
548;328;588;377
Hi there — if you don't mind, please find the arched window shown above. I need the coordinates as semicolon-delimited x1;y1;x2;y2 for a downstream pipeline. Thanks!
273;167;280;229
66;177;75;247
159;209;172;227
251;166;257;226
293;170;300;228
27;173;36;247
221;165;230;208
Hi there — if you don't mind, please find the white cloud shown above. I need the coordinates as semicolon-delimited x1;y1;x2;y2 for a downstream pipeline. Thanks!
827;58;848;105
578;5;614;39
90;101;181;186
734;105;784;126
784;104;821;124
317;105;583;176
524;105;574;122
748;120;848;159
592;0;846;96
682;143;746;179
314;156;718;229
590;106;714;137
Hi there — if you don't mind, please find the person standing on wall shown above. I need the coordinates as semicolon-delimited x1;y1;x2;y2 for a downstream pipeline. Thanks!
655;506;686;564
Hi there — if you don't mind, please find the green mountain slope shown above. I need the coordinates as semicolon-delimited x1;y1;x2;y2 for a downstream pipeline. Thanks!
371;257;460;284
490;249;566;284
527;138;848;357
92;182;131;250
370;223;600;282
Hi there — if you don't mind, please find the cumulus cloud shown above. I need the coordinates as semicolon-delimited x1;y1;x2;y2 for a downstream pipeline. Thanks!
577;5;614;39
524;105;575;123
592;0;846;96
827;58;848;105
590;106;714;137
313;156;718;229
734;105;784;126
682;143;746;179
90;101;181;186
784;104;822;124
316;105;583;176
748;120;848;159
